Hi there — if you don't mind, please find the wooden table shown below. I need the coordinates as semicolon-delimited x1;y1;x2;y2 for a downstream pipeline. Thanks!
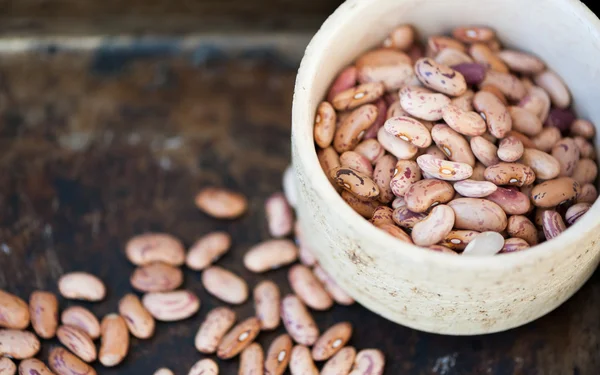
0;44;598;375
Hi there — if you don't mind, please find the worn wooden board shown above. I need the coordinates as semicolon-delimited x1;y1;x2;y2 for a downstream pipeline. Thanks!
0;47;598;374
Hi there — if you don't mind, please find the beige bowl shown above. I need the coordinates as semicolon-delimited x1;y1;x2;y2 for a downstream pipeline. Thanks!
292;0;600;335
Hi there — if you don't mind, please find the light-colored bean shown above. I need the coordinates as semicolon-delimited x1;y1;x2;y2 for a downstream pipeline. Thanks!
389;160;421;197
532;127;562;152
327;66;357;103
189;359;219;375
442;104;486;136
312;265;355;306
321;347;356;375
462;231;505;256
340;151;374;177
472;91;512;138
416;155;473;181
356;48;412;68
450;89;475;112
518;85;551;122
392;196;407;209
500;238;530;253
217;317;261;360
507;215;538;246
571;119;595;139
18;358;54;375
470;136;500;167
195;187;248;219
314;101;337;148
411;205;455;246
0;329;40;359
497;136;524;162
383;25;415;50
264;334;292;375
552;138;580;177
239;343;264;375
349;349;385;375
312;322;352;361
453;179;497;197
0;290;29;330
440;230;480;250
386;100;408;119
57;325;97;363
154;368;174;375
58;272;106;302
253;281;280;331
0;357;16;375
142;290;200;322
384;116;432;148
399;85;451;121
508;106;542;136
484;163;536;186
332;82;385;111
288;265;333;311
265;192;294;238
195;307;236;354
427;36;466;54
578;183;598;204
415;58;467;96
542;210;567;240
566;203;592;225
29;291;58;339
519;148;560;180
497;50;545;74
479;70;526;101
434;48;473;66
370;206;395;226
290;346;319;375
531;177;581;207
480;84;508;105
448;198;507;232
281;295;319;346
118;293;155;339
534;70;571;109
453;26;495;43
48;347;96;375
571;159;597;185
486;187;531;215
377;126;418;160
334;104;379;153
431;124;475;166
392;206;426;229
573;136;596;160
471;162;487;181
468;43;508;73
125;233;185;266
130;262;183;293
354;139;385;165
404;179;454;212
186;231;231;271
244;239;298;273
341;191;381;218
99;314;129;367
358;62;414;92
202;266;248;305
61;307;100;340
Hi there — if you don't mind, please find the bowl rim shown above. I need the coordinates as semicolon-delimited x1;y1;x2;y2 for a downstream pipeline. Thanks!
292;0;600;271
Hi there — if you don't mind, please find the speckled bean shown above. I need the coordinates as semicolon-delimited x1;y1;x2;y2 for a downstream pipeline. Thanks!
578;183;597;204
57;325;97;363
507;216;538;246
290;345;319;375
448;198;507;232
202;266;248;305
431;124;475;166
392;206;426;229
571;159;597;185
130;262;183;293
440;230;480;250
415;58;467;96
376;126;418;160
217;317;261;360
118;294;154;339
500;238;530;253
571;119;595;139
480;84;508;105
518;86;551;122
195;307;236;353
416;155;473;181
349;349;385;375
239;343;264;375
472;91;512;138
314;102;336;148
470;135;499;167
566;203;592;225
321;347;356;375
434;48;473;66
428;36;466;54
281;295;319;346
244;239;298;273
363;99;387;140
390;160;421;197
334;104;379;153
497;50;545;74
0;291;29;330
327;66;357;103
384;116;432;148
450;89;475;112
58;272;106;302
509;106;542;136
371;155;396;203
312;322;352;361
411;205;455;246
318;146;342;188
462;231;505;256
468;43;508;73
534;70;571;109
341;191;381;218
479;70;526;101
532;127;562;152
354;139;385;164
497;136;524;162
404;179;454;212
142;290;200;322
288;265;333;311
312;265;355;306
399;85;451;121
265;192;294;238
484;163;535;186
383;25;415;50
442;104;486;136
49;347;96;375
531;177;580;207
0;357;16;375
0;329;40;359
18;359;54;375
453;179;497;197
573;136;596;160
29;291;58;339
519;148;560;180
195;187;248;219
332;82;385;111
264;334;292;375
188;359;218;375
126;233;185;266
486;187;531;215
370;206;394;226
542;210;566;240
357;60;414;92
186;231;231;271
552;138;580;177
61;307;100;340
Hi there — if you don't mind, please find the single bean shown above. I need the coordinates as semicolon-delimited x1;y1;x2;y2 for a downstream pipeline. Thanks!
462;231;505;256
244;239;298;273
500;238;530;253
327;66;357;103
57;325;97;363
314;101;337;148
378;222;414;243
349;349;385;375
265;192;294;237
431;124;476;166
239;343;264;375
450;89;475;112
424;144;448;160
318;146;342;190
472;91;512;138
61;307;100;340
0;290;29;330
534;70;571;109
281;295;319;346
518;85;551;122
470;136;499;167
448;198;507;232
340;151;374;177
290;345;319;375
408;43;426;63
450;62;487;86
354;139;385;164
264;334;292;375
195;307;236;354
0;357;16;375
386;100;408;119
312;322;352;361
334;104;379;153
48;347;96;375
469;43;508;73
571;159;597;185
126;233;185;266
486;187;531;215
479;70;526;101
322;347;356;375
434;48;473;66
29;291;58;339
405;179;454;212
545;107;576;133
130;262;183;293
186;231;231;271
442;104;486;136
453;26;495;43
429;245;459;254
188;359;218;375
363;98;389;140
497;50;545;74
573;136;596;160
377;126;418;160
578;183;598;204
358;62;415;92
507;215;538;246
202;266;248;305
440;230;480;250
399;85;451;121
571;119;595;139
372;155;397;204
416;155;473;181
542;210;567;240
356;48;412;68
195;187;248;219
383;25;415;50
217;317;261;360
288;265;333;311
531;177;581;207
532;127;562;152
471;162;487;181
392;206;426;229
58;272;106;302
453;179;497;197
118;294;154;339
312;265;355;306
341;190;381;218
509;106;543;136
519;148;560;180
384;116;432;148
332;82;385;111
479;84;508;105
18;359;54;375
497;136;524;162
0;329;40;359
142;290;200;322
566;203;592;225
253;281;280;331
484;163;536;186
99;314;129;367
370;206;395;226
427;36;466;54
552;138;580;177
390;160;422;197
415;58;467;96
411;205;455;246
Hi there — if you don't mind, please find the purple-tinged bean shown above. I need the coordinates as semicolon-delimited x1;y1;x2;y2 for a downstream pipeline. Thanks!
507;215;538;246
500;238;530;253
486;187;531;215
552;138;580;177
392;206;426;229
448;198;507;232
453;179;497;197
542;210;566;240
327;66;357;103
417;155;473;181
390;160;422;197
450;62;486;85
577;183;597;204
566;203;592;225
545;107;576;133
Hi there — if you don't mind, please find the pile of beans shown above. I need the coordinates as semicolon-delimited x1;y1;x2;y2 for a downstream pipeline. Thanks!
315;24;598;255
0;175;384;374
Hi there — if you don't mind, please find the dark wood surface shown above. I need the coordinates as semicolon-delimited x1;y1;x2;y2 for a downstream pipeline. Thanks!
0;48;599;375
